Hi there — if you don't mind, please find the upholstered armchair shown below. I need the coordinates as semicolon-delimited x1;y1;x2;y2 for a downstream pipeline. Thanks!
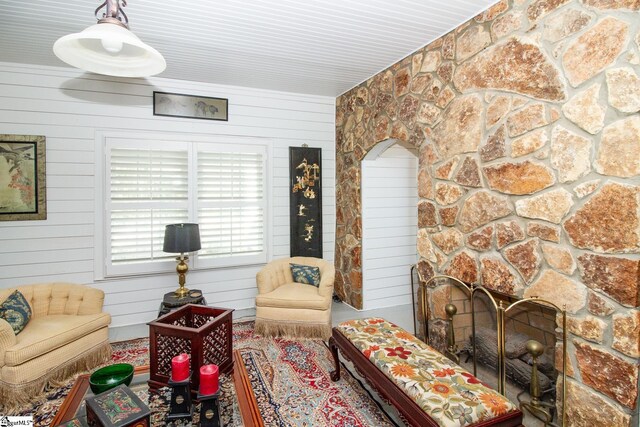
255;257;335;339
0;283;112;412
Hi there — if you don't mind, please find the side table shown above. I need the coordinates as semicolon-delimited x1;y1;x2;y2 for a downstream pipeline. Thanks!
148;304;234;394
158;289;207;317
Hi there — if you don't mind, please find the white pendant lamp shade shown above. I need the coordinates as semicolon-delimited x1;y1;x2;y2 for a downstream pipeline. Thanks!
54;22;166;77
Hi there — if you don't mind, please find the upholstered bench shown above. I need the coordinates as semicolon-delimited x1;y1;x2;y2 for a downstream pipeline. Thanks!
329;318;523;427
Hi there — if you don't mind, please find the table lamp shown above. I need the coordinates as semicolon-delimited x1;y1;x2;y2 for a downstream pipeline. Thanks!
163;223;201;298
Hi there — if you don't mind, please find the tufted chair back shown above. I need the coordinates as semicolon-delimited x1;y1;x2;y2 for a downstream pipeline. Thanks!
256;256;335;298
0;283;105;318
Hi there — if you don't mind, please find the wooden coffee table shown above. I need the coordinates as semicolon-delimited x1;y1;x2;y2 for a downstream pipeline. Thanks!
51;350;263;427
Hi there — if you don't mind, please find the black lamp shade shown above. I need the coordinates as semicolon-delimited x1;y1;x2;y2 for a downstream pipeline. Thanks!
163;223;201;254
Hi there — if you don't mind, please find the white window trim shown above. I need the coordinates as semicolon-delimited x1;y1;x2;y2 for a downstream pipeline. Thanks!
94;130;273;281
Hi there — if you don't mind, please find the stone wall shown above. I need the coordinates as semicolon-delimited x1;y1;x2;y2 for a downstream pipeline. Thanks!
334;0;639;424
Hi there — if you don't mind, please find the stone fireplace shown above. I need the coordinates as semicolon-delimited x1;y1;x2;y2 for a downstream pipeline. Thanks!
424;281;560;417
334;0;640;425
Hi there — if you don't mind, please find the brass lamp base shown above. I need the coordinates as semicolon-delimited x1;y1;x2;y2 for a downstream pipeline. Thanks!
174;254;190;298
174;285;190;298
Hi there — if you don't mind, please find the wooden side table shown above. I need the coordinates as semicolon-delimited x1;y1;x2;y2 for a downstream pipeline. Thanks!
158;289;207;317
148;304;234;395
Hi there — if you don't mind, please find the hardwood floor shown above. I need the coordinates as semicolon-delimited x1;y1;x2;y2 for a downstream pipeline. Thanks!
332;301;414;331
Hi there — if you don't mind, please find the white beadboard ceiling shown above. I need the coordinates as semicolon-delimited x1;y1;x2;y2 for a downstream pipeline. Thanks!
0;0;498;96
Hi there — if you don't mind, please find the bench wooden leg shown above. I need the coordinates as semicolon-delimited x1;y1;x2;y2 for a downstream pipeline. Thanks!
328;336;341;381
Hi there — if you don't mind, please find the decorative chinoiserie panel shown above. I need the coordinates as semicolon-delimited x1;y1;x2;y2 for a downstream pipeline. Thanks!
289;146;322;257
0;134;47;221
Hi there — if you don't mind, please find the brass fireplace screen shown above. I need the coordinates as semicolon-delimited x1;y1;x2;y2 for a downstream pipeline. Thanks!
411;268;568;427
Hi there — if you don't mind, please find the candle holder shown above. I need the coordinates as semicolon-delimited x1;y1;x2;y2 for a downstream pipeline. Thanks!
167;374;193;420
197;389;222;427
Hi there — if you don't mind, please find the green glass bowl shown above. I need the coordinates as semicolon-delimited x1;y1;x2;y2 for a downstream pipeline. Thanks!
89;363;134;394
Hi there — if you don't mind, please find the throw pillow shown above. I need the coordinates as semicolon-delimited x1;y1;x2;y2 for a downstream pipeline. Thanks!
0;290;32;334
290;263;321;287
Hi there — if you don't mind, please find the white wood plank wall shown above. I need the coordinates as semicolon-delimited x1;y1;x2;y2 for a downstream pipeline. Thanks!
0;62;335;328
361;144;418;310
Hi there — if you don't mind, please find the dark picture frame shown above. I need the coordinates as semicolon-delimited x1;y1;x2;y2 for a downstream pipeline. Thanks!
153;91;228;121
289;146;322;257
0;134;46;221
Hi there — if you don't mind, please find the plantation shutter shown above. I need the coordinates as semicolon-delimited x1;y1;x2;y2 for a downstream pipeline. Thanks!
197;149;266;261
102;137;268;278
108;147;189;267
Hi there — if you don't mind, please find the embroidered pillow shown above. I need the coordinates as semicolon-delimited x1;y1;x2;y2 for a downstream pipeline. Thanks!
0;290;32;334
290;263;321;287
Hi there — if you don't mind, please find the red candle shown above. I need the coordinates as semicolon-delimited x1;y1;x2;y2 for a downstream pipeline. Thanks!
171;353;190;382
199;364;219;395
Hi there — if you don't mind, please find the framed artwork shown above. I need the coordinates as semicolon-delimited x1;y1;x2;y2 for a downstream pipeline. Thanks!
153;91;228;121
289;146;322;257
0;134;46;221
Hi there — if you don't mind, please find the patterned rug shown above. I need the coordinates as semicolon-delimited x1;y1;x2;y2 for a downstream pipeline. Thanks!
232;321;396;427
20;321;397;427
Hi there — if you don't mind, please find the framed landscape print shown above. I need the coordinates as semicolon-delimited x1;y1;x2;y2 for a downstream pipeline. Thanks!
0;134;46;221
153;91;228;121
289;146;322;257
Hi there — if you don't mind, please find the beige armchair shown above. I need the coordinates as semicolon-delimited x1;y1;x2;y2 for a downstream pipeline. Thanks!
0;283;112;412
255;257;335;339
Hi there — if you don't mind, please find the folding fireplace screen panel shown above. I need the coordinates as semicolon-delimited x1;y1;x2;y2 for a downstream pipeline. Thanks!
416;274;569;426
289;146;322;257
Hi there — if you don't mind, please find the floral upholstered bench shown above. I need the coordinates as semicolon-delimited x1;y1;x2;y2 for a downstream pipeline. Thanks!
329;318;523;427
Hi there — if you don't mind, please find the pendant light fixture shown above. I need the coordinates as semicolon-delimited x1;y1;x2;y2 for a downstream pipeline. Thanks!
53;0;166;78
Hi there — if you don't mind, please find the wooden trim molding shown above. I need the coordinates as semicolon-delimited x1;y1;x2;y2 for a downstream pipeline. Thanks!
232;349;264;427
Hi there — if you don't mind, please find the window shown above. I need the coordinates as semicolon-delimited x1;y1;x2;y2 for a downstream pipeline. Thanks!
197;151;265;263
102;136;268;278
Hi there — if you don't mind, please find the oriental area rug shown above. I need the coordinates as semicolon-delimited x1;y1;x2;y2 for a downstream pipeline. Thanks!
19;321;397;427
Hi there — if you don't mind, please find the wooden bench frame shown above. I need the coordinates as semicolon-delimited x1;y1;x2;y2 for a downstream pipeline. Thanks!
329;328;524;427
